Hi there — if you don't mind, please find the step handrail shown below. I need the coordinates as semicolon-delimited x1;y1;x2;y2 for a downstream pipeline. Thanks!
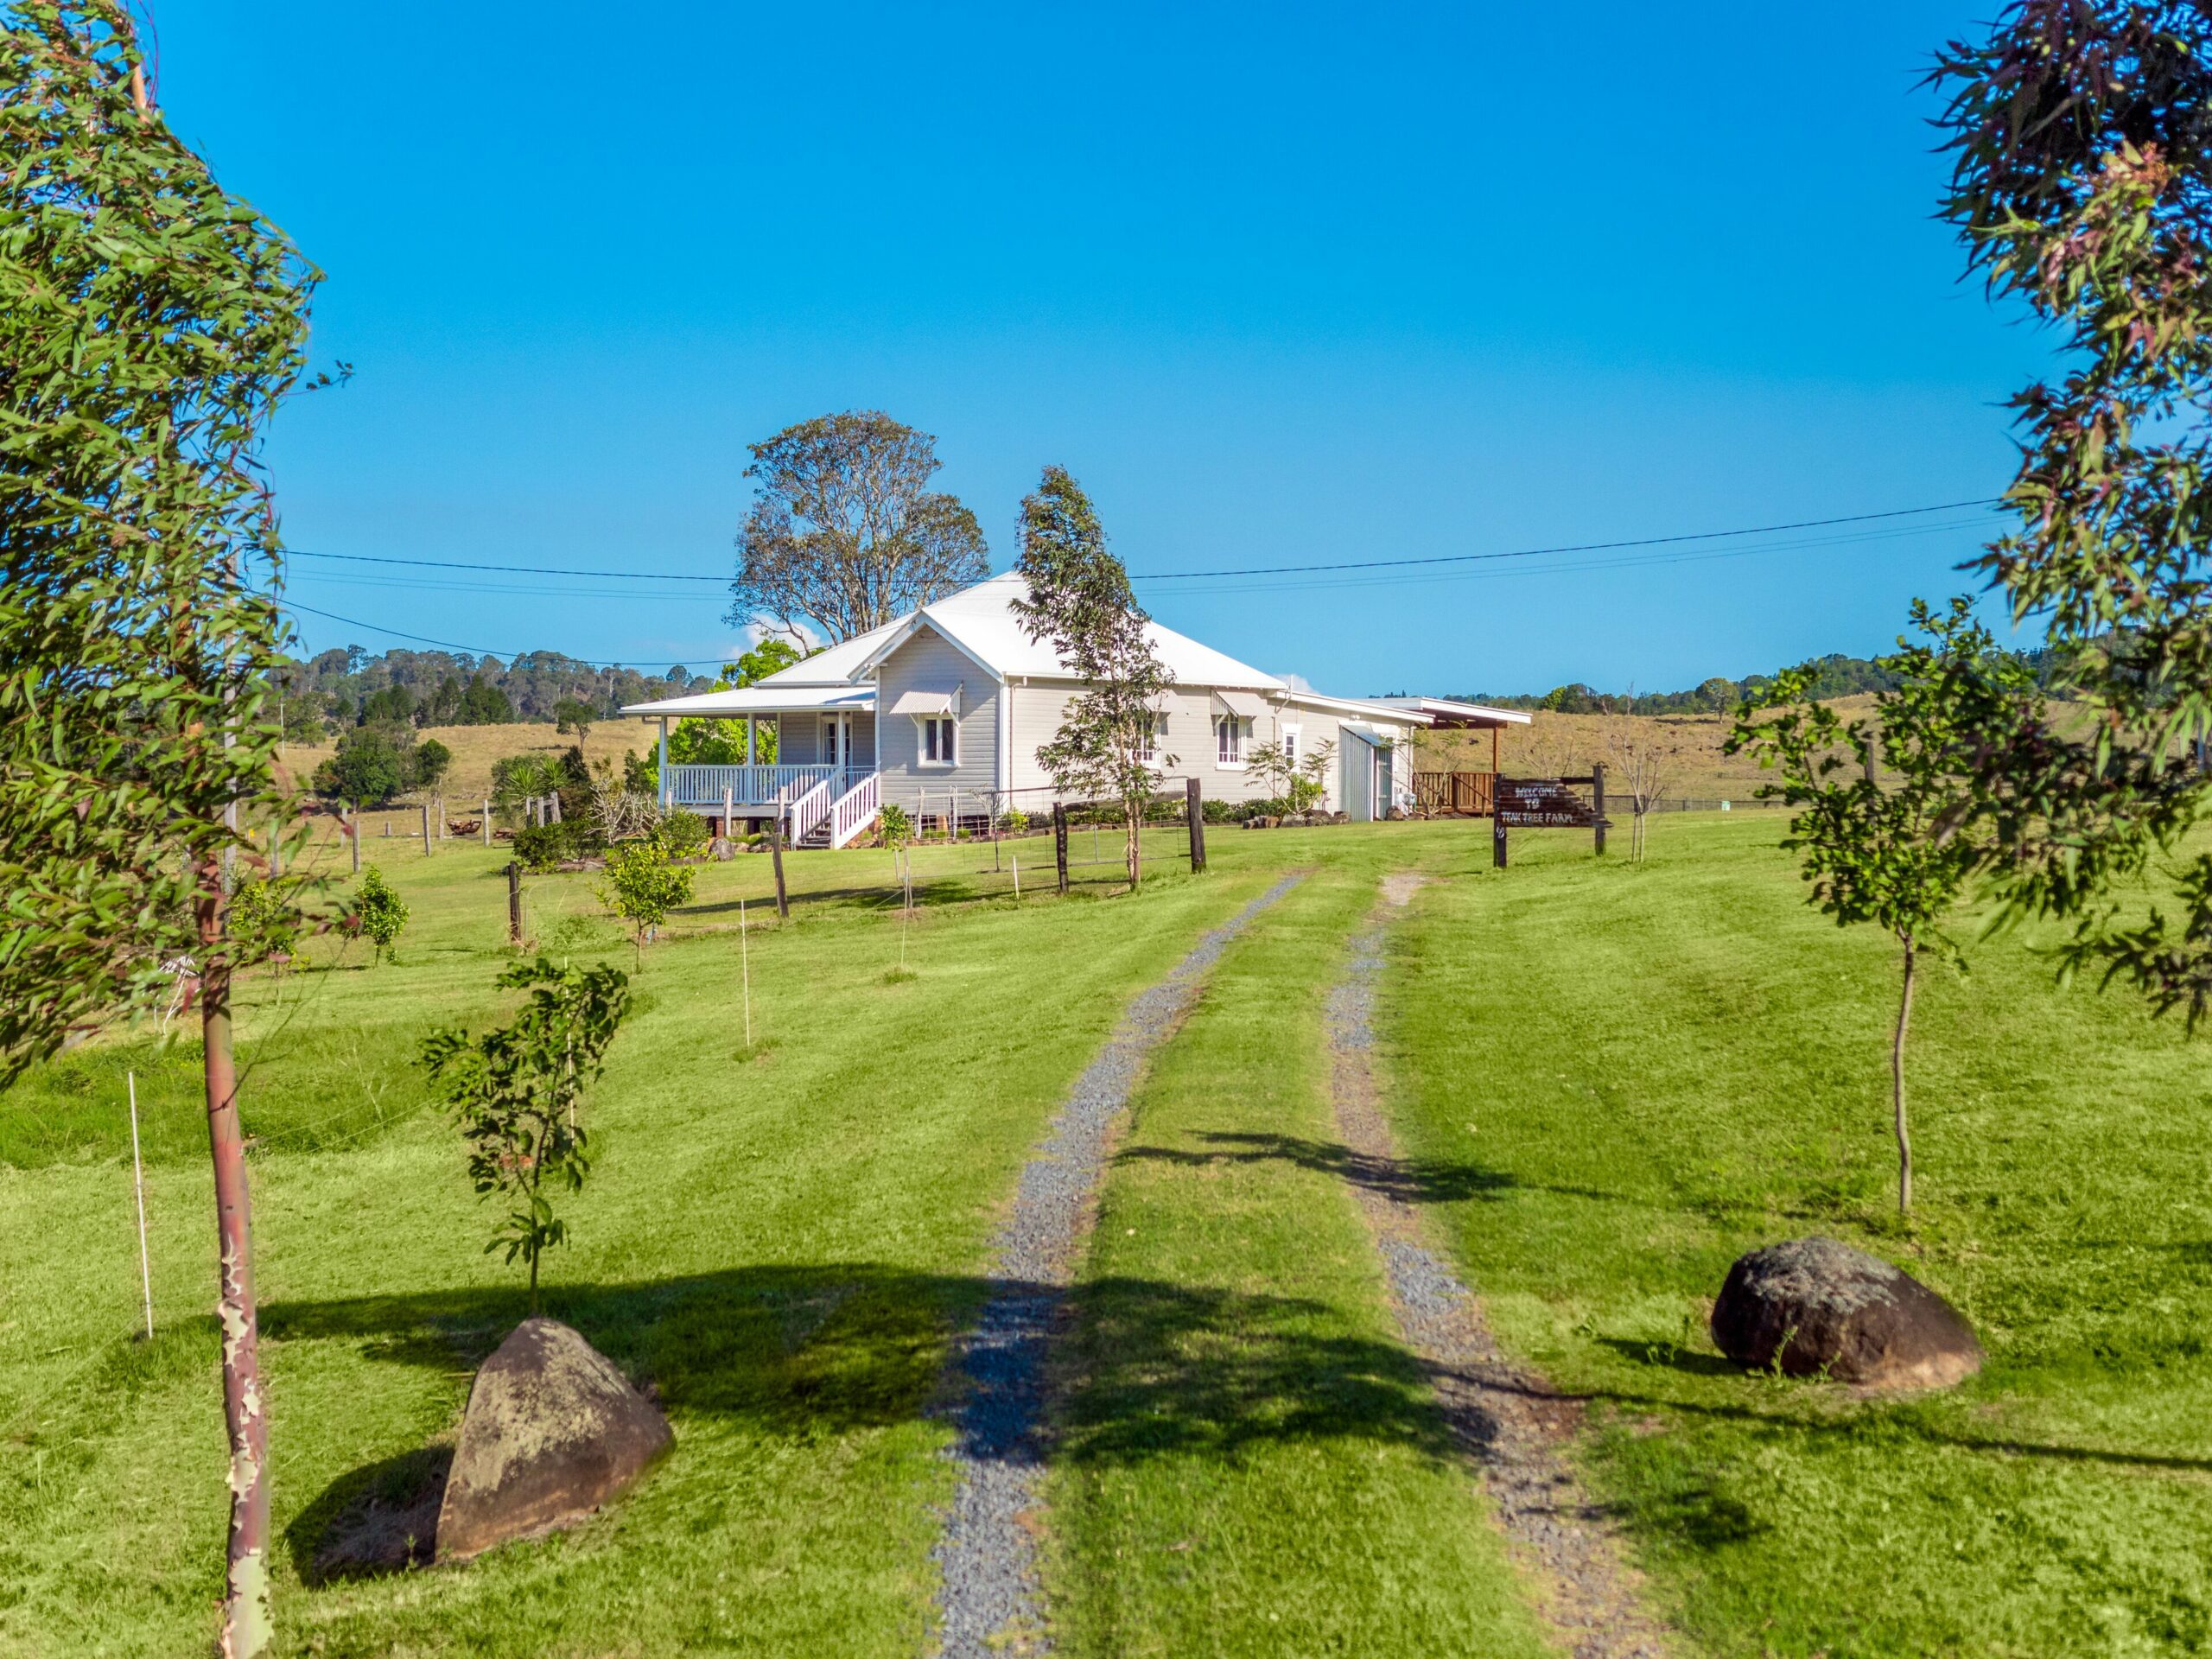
828;771;880;849
785;773;834;845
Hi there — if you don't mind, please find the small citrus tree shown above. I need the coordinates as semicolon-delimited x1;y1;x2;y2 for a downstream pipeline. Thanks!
1730;599;2034;1212
352;867;409;965
597;831;695;968
419;957;632;1315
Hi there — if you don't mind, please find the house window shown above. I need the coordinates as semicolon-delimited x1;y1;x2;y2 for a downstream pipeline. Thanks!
1281;725;1300;769
1215;715;1249;766
918;715;957;767
1136;710;1169;765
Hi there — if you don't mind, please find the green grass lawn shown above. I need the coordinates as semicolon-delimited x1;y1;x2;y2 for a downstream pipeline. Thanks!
0;831;1291;1657
9;808;2212;1656
1384;814;2212;1658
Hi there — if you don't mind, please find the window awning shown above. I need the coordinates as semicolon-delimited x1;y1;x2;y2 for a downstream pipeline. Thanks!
888;686;958;717
1212;689;1268;720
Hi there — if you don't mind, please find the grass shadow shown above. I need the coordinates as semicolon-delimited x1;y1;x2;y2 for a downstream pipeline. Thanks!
1592;1335;1741;1377
288;1444;451;1584
263;1263;1467;1471
1117;1131;1623;1206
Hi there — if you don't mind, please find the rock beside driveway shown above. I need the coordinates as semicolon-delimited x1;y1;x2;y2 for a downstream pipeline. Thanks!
435;1318;673;1562
1710;1236;1982;1390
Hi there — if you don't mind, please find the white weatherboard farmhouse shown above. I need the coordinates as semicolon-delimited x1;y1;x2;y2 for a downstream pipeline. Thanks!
622;573;1525;847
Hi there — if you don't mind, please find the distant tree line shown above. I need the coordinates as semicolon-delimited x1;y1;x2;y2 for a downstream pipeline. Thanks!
268;645;702;741
1432;642;2072;715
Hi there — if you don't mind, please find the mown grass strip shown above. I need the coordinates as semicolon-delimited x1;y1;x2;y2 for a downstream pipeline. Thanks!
1044;861;1554;1659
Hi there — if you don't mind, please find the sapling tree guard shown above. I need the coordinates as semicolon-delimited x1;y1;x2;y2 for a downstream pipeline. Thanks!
1730;601;2036;1212
0;6;326;1650
420;957;632;1316
1930;4;2212;1022
726;410;989;645
1011;467;1178;888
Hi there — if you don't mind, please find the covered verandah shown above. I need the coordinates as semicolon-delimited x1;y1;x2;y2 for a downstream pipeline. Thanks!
621;683;882;848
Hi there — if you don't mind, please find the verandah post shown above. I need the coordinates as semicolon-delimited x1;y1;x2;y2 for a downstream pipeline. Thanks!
1186;776;1206;873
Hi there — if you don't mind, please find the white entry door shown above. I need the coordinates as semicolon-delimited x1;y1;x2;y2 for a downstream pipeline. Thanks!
820;714;849;768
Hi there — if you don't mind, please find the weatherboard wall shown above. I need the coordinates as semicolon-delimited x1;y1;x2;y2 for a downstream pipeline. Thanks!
875;625;1000;813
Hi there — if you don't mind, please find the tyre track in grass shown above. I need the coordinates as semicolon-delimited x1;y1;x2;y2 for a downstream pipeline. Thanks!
1325;874;1674;1659
928;873;1306;1659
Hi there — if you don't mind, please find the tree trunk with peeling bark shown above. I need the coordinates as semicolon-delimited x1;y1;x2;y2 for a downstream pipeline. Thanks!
200;872;272;1656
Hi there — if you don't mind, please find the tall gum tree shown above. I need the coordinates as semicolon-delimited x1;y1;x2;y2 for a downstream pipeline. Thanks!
726;410;988;646
1011;467;1177;888
0;5;322;1651
1933;3;2212;1019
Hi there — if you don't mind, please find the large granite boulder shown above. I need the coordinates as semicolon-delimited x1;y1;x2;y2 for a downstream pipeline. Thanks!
1710;1236;1982;1390
435;1318;673;1562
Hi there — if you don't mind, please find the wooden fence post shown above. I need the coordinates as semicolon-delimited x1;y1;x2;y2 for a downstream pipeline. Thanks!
481;800;491;846
1054;803;1070;893
435;795;446;839
1185;777;1206;873
349;802;360;874
420;802;432;856
770;818;790;919
1592;763;1606;856
506;861;522;944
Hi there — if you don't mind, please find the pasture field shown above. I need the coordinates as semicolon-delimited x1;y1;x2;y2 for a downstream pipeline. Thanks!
1387;818;2212;1657
2;811;2207;1656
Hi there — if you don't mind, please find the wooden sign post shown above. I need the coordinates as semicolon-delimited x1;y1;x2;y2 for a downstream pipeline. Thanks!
1185;777;1206;873
1053;804;1071;893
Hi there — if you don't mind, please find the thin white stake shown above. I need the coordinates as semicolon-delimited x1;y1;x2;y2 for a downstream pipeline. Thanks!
128;1071;153;1339
1012;853;1020;899
740;898;753;1048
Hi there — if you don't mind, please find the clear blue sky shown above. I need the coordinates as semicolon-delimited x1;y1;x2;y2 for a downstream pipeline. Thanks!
155;1;2044;696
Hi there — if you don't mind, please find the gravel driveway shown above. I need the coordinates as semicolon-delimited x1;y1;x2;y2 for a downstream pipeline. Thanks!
929;874;1306;1658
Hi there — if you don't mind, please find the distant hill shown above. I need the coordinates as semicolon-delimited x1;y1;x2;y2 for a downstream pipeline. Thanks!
272;645;696;734
1422;644;2066;715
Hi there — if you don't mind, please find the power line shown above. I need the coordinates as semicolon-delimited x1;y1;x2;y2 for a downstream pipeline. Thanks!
287;548;728;582
277;496;1999;589
1150;517;1993;597
1136;499;1999;582
269;595;739;671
